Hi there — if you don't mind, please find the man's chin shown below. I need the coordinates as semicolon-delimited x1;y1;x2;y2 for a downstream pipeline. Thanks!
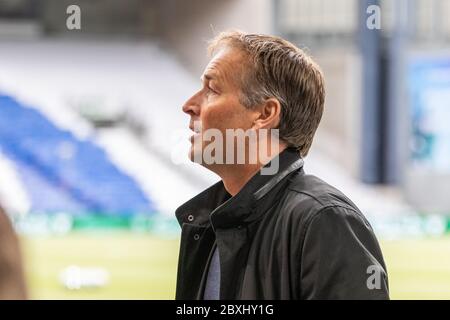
189;146;218;170
188;146;202;165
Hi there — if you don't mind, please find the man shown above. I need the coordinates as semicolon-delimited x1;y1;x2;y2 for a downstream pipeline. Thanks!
176;30;389;300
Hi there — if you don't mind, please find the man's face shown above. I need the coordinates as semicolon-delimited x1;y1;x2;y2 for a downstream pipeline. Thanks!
182;47;258;166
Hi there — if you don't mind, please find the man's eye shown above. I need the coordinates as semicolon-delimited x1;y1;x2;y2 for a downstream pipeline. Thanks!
207;87;218;95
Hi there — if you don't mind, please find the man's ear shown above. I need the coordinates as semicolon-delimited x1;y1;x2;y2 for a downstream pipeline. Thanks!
252;98;282;130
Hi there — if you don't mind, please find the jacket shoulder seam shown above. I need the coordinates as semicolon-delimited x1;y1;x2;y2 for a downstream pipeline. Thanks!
287;186;357;212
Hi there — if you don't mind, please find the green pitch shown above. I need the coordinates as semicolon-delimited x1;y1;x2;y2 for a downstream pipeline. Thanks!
380;236;450;299
21;232;180;299
20;233;450;299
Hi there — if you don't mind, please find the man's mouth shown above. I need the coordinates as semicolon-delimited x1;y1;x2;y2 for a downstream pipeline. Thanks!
189;121;202;143
189;126;200;134
189;126;201;143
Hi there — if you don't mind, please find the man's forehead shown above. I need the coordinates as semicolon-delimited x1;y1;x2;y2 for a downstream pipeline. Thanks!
202;48;244;82
202;60;226;81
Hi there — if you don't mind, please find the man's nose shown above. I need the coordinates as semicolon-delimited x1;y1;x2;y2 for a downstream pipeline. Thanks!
182;92;201;116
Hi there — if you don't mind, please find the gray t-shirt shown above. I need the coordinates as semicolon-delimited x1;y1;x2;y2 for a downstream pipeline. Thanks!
203;246;220;300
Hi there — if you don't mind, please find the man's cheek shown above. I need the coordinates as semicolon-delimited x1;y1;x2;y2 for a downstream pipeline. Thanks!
202;111;226;130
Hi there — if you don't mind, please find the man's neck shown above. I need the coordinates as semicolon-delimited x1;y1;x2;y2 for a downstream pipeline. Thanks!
220;164;262;196
218;144;287;196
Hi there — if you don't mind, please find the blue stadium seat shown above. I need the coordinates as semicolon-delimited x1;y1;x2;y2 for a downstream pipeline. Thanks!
0;95;156;217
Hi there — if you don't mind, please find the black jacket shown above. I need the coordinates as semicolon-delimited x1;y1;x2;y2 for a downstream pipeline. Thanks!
175;148;389;299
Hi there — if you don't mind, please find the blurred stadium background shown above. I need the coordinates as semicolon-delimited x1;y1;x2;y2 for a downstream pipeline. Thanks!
0;0;450;299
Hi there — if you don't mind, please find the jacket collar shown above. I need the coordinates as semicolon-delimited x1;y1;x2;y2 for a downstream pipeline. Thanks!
175;148;304;230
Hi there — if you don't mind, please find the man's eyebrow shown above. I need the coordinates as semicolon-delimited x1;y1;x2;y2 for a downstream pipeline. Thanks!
201;72;220;82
